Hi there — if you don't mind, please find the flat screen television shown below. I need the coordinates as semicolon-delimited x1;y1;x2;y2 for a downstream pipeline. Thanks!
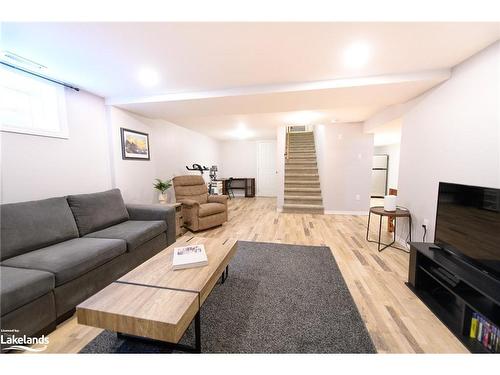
435;182;500;279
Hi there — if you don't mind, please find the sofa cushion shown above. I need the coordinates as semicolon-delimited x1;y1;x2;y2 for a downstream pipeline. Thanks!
84;220;167;252
67;189;130;236
2;238;126;286
199;202;226;218
0;266;55;316
0;197;79;261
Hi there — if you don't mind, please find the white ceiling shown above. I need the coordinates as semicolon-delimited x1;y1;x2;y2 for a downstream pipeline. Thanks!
115;71;448;139
3;22;499;140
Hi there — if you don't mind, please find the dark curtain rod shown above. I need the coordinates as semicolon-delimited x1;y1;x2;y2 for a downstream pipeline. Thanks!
1;61;80;91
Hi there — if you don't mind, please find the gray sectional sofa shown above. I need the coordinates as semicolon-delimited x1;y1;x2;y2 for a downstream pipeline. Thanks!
0;189;176;341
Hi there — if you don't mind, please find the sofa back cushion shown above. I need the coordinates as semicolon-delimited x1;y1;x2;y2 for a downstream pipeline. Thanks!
173;175;208;204
67;189;129;236
0;197;79;261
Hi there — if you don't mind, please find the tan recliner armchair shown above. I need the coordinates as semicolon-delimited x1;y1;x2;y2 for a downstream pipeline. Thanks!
173;175;228;232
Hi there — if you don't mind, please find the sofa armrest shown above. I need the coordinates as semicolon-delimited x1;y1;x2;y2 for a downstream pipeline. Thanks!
207;195;228;204
126;204;176;245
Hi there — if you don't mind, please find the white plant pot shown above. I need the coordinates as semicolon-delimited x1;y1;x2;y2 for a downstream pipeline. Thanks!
158;192;167;204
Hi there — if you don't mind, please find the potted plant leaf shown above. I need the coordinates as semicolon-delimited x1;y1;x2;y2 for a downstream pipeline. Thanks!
153;178;172;204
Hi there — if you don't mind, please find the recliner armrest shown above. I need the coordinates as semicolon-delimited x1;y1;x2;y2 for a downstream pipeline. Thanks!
126;204;176;245
179;199;200;207
207;195;228;204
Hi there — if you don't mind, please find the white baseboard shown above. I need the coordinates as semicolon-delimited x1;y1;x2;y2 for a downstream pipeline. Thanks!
324;210;369;216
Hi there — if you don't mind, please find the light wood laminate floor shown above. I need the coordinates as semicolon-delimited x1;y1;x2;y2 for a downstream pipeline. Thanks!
38;197;467;354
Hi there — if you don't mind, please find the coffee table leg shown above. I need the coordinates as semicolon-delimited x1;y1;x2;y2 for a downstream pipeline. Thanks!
220;265;229;284
194;311;201;353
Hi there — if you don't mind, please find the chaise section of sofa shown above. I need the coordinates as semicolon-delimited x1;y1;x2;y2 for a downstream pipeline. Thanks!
0;266;57;340
0;189;176;340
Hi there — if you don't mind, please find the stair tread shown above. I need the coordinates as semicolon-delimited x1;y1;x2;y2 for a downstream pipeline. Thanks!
285;188;321;191
285;185;320;187
283;203;324;208
285;195;322;200
285;173;319;178
285;183;320;186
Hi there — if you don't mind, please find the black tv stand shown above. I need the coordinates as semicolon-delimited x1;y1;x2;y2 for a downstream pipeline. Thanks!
408;242;500;353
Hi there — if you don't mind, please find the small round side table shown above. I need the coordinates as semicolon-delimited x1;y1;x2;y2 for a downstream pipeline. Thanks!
366;206;412;253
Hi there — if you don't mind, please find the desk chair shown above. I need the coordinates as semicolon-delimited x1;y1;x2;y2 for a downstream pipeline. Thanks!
227;177;235;199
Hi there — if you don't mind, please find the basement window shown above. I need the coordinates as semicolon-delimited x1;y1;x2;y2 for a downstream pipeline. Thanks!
0;65;68;138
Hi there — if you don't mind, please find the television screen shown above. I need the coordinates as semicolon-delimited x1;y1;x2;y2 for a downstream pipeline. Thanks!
435;182;500;279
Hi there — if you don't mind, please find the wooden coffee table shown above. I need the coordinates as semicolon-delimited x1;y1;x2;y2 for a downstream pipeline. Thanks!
77;236;237;353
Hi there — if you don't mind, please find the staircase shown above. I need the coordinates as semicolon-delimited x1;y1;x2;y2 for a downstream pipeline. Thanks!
283;131;324;214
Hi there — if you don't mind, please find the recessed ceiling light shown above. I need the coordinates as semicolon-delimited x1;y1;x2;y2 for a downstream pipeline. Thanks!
343;43;370;68
231;124;253;139
138;67;160;87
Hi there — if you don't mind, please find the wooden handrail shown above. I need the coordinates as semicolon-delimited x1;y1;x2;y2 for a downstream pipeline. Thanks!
285;128;290;160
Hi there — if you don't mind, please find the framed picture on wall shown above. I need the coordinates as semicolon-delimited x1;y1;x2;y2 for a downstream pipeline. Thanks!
120;128;150;160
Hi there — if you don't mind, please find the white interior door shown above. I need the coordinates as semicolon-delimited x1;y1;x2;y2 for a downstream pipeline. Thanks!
257;141;277;197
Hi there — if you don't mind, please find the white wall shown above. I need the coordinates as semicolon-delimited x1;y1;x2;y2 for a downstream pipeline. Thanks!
219;141;258;179
315;123;374;214
219;139;277;197
374;143;400;190
398;41;500;242
108;107;220;203
363;96;424;134
1;91;221;205
219;140;257;197
1;89;112;203
276;125;286;210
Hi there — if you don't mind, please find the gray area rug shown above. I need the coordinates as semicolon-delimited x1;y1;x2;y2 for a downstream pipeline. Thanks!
80;241;376;353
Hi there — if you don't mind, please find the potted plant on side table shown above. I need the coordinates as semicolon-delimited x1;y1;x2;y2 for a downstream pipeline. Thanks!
153;178;172;204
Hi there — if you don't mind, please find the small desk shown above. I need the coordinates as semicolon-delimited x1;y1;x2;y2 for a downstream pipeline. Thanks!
366;206;412;253
216;178;255;197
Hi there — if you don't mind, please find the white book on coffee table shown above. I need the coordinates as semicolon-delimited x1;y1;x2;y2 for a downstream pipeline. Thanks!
172;244;208;270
